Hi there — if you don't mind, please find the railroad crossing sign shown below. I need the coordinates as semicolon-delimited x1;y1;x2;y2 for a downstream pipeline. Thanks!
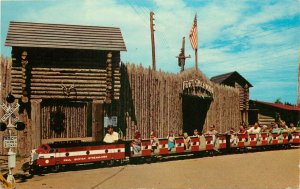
3;136;17;148
0;102;19;123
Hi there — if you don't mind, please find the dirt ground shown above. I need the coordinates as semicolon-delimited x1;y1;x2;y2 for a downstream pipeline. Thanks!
3;147;300;189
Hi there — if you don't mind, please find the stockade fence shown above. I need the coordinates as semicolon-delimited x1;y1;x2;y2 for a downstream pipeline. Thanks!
119;63;241;139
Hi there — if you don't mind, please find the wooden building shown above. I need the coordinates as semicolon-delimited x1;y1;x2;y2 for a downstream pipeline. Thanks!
5;21;126;154
211;71;253;125
249;100;300;126
2;21;242;155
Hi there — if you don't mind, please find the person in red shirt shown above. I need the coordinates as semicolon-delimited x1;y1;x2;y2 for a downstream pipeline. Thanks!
132;130;141;154
237;125;247;134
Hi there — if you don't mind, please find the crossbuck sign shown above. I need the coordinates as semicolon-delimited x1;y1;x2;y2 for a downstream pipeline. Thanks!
0;102;19;123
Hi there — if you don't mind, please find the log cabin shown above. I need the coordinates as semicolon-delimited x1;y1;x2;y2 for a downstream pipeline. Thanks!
5;21;126;151
211;71;253;125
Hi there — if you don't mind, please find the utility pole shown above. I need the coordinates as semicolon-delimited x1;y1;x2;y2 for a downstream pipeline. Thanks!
150;11;156;71
297;62;300;107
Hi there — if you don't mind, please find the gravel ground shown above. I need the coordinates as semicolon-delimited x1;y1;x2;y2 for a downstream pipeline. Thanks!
6;147;300;189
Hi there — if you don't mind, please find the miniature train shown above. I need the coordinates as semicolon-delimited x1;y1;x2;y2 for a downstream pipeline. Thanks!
28;132;300;174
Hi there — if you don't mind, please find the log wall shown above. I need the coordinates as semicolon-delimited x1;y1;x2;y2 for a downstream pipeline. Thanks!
10;67;120;100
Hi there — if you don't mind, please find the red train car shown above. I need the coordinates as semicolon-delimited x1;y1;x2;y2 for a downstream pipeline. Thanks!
30;141;126;173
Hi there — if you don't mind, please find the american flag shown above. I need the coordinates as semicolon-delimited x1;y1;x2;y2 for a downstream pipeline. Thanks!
189;14;198;50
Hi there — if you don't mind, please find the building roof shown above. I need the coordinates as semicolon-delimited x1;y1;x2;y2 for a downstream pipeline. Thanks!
210;71;253;87
5;21;127;51
253;100;300;111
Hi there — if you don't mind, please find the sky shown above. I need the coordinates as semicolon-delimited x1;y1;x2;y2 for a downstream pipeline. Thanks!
0;0;299;104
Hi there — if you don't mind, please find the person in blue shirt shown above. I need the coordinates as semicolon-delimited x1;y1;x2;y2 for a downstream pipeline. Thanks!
167;130;175;151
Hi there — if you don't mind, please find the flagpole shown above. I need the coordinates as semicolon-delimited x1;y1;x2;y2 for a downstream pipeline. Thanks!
195;48;198;70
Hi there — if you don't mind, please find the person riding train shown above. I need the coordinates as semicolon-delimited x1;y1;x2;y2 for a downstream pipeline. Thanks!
205;125;219;146
247;122;261;134
193;129;200;138
103;125;119;143
167;130;175;151
132;130;142;154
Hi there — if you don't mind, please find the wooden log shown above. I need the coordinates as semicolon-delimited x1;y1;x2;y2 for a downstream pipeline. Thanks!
31;95;105;100
32;67;107;73
31;91;106;96
12;78;107;85
30;86;106;92
31;75;106;80
29;79;107;84
31;71;106;76
30;83;107;88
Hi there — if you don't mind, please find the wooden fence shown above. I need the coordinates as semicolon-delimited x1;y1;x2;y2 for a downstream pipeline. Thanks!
119;63;241;139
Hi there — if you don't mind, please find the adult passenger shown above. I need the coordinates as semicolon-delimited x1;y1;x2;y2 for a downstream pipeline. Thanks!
103;126;119;143
271;123;282;134
237;125;247;134
132;130;141;154
227;127;236;135
247;122;261;134
287;123;296;133
150;130;159;152
205;125;218;136
260;125;268;133
205;125;218;145
183;132;191;150
287;123;297;141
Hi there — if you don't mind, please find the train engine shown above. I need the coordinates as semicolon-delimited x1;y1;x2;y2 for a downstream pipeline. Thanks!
29;140;126;174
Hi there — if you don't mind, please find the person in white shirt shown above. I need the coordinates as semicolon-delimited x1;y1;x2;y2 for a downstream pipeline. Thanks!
103;126;119;143
247;122;261;134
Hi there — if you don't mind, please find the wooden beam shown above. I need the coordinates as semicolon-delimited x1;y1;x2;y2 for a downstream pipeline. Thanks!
92;101;104;141
31;99;42;149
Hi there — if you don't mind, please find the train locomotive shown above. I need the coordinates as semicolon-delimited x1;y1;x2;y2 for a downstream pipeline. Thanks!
28;131;300;174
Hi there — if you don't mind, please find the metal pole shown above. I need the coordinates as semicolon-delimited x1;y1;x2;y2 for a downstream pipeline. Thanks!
150;11;156;71
6;104;15;184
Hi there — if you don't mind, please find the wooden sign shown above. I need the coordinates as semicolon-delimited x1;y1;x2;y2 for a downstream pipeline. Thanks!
183;79;214;96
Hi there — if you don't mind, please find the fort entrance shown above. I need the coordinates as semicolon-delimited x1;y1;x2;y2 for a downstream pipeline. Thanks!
182;79;213;135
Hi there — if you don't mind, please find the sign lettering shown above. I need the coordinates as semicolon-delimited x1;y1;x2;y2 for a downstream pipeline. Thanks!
183;79;214;96
3;136;17;148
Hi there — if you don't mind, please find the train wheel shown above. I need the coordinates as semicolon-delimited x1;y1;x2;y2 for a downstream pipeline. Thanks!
29;166;38;175
50;165;60;173
151;156;158;163
106;160;115;167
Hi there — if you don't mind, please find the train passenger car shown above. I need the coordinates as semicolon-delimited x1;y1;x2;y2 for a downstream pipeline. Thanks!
29;131;300;174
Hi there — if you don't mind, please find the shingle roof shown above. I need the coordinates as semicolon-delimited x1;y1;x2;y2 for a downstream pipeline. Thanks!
5;21;126;51
210;71;253;87
254;100;300;111
211;72;235;84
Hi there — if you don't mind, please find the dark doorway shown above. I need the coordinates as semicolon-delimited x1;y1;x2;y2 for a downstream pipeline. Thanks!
182;95;212;135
